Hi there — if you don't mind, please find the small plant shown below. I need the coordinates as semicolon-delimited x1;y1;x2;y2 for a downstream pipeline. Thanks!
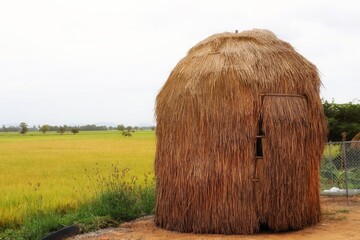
122;130;132;137
321;160;358;189
336;209;350;214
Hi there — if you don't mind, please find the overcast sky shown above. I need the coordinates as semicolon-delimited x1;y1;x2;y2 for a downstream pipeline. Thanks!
1;0;359;127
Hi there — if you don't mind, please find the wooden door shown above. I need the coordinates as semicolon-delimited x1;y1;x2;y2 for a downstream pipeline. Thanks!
255;94;311;231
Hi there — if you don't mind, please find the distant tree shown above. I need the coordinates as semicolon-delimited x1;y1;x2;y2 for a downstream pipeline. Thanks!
49;125;59;132
133;126;138;131
96;125;107;131
108;126;114;130
151;126;156;131
19;122;28;134
2;125;7;133
39;125;49;134
58;126;66;135
117;124;125;131
126;126;132;131
71;128;79;134
6;126;19;132
78;124;106;131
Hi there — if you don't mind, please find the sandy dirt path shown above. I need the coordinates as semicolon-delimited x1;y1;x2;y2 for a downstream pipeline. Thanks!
69;196;360;240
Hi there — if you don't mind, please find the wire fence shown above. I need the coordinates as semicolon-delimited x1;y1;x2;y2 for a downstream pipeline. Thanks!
320;141;360;204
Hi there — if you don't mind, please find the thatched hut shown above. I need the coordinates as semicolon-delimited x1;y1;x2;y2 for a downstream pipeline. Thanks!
155;29;327;234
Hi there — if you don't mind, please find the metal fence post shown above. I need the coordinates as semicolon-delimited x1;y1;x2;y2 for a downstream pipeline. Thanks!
342;141;349;205
328;142;334;187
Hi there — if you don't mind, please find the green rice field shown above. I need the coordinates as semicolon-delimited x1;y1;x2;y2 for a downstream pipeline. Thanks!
0;130;155;228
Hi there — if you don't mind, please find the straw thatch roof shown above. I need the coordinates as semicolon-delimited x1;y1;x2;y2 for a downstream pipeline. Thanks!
155;29;327;234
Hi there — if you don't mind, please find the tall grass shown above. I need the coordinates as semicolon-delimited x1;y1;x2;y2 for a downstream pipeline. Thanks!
0;131;155;228
0;167;155;240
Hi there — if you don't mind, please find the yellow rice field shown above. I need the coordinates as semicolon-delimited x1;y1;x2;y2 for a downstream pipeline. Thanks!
0;130;155;227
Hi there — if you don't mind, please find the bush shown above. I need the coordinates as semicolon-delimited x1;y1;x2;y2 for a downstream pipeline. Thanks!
71;128;79;134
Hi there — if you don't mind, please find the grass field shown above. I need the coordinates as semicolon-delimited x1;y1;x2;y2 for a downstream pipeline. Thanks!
0;130;155;228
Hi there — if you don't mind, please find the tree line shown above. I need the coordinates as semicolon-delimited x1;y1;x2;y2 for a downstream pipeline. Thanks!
1;123;155;135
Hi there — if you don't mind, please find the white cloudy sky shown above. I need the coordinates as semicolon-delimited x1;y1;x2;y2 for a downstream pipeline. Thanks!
0;0;359;127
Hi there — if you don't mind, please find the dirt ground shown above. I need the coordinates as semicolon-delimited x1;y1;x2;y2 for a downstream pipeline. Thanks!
70;196;360;240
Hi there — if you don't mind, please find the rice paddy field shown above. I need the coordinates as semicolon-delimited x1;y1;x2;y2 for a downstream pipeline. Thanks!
0;130;155;228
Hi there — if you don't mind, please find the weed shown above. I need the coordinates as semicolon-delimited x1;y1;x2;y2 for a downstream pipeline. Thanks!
335;209;350;214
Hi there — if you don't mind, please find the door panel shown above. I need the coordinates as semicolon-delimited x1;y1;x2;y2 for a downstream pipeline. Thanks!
255;95;311;231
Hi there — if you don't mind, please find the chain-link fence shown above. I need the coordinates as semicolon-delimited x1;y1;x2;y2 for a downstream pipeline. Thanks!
320;141;360;203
